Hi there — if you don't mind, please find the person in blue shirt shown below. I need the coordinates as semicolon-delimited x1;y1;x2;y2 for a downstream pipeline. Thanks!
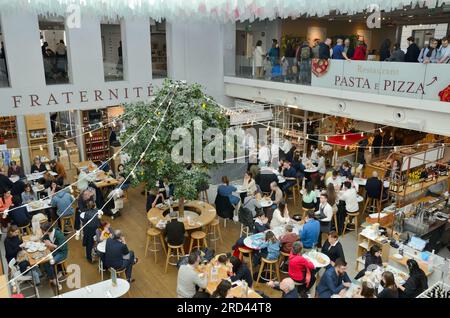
332;38;345;59
316;258;351;298
217;176;240;206
50;183;75;217
300;210;320;250
252;231;280;268
280;161;297;192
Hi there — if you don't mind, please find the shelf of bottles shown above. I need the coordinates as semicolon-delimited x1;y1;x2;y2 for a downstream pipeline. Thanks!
0;116;17;140
82;109;110;163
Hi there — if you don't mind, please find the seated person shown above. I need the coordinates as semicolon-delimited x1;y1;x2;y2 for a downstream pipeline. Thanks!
279;224;299;254
164;210;185;246
77;168;96;192
212;280;233;298
267;277;299;298
292;152;305;179
21;183;37;204
270;201;290;229
302;182;317;209
254;210;270;233
252;231;280;267
352;281;376;298
9;195;32;227
321;231;345;267
16;250;41;286
339;161;352;178
41;222;68;288
116;164;130;190
30;157;47;174
242;171;257;196
365;171;382;199
96;221;114;243
177;251;208;298
7;161;25;178
49;159;66;185
347;175;359;193
300;210;320;251
256;164;278;193
229;256;253;287
316;258;351;298
146;187;164;211
398;259;428;298
41;172;56;192
354;245;384;279
280;161;297;192
50;184;75;217
4;225;22;263
158;177;174;199
269;181;283;209
217;176;240;206
377;271;399;298
288;241;316;296
0;190;13;213
104;229;138;282
326;170;342;190
242;193;262;218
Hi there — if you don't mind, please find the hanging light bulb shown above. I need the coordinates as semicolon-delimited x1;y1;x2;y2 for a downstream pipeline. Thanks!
325;136;328;141
75;230;80;241
360;132;364;137
4;130;7;136
369;146;372;152
345;145;348;150
343;135;347;140
39;145;43;151
379;128;383;133
65;140;69;146
306;134;309;139
89;131;93;138
266;126;270;132
112;121;116;128
321;141;324;147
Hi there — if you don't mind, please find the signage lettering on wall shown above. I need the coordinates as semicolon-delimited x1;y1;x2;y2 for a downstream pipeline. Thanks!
11;84;154;108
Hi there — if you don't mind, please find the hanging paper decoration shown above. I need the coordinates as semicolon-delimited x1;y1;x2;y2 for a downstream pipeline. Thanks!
0;0;445;22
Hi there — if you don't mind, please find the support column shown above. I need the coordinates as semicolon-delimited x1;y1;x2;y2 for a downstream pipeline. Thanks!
16;115;31;174
74;110;86;162
45;113;55;160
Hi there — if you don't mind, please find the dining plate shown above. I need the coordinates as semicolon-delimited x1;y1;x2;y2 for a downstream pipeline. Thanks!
393;253;403;260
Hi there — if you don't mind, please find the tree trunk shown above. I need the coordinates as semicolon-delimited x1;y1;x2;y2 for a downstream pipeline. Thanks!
179;197;185;218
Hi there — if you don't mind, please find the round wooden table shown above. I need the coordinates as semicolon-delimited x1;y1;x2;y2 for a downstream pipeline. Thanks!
147;200;217;231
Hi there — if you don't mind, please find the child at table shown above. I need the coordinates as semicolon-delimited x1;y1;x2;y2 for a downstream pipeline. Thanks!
16;250;41;286
252;231;280;268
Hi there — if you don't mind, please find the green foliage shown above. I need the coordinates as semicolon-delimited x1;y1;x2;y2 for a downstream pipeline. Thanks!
120;79;229;201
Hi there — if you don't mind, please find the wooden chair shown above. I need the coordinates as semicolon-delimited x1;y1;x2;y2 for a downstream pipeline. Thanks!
207;219;222;250
256;258;280;286
238;247;254;279
144;228;166;263
165;243;185;273
343;212;360;236
189;231;208;253
240;224;251;238
60;215;75;235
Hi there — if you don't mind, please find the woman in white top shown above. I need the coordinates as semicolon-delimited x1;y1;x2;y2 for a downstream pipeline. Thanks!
270;201;290;229
340;181;359;213
317;153;326;175
243;171;257;196
253;40;265;78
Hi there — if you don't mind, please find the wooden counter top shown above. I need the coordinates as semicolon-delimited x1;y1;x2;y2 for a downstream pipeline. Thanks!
147;200;217;231
395;176;449;197
0;275;10;298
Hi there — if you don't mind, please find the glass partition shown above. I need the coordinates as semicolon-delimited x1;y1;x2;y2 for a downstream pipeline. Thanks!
101;22;124;81
150;19;167;78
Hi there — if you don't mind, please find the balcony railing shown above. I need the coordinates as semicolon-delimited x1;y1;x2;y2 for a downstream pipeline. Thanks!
230;55;450;102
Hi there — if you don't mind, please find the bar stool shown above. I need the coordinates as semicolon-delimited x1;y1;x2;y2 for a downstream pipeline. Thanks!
291;179;301;206
238;247;254;278
207;219;222;249
18;224;32;239
109;267;131;297
144;228;166;263
165;243;185;273
52;259;68;296
301;207;309;220
239;224;251;237
198;190;209;203
363;197;381;214
60;215;75;235
256;257;280;286
332;206;338;232
343;212;360;236
123;189;129;203
279;251;291;274
189;231;208;253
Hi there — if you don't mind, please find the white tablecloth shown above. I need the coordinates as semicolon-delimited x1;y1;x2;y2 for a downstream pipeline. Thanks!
54;279;130;298
27;199;52;213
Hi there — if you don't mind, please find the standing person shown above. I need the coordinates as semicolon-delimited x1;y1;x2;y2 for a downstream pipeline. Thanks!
418;38;438;63
177;251;208;298
316;193;333;247
372;131;383;156
288;241;316;297
321;231;345;266
267;39;280;67
300;210;320;252
49;159;66;185
104;229;138;283
80;200;101;263
253;40;265;78
379;39;391;61
377;271;399;298
316;258;351;298
385;43;405;62
352;41;367;60
342;38;354;60
311;38;321;59
298;41;312;85
331;38;345;60
398;259;428;298
258;142;271;167
284;42;296;82
318;38;332;59
436;36;450;64
405;36;420;63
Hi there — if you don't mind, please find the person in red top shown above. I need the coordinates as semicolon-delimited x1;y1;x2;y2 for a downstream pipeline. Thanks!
279;224;299;253
352;41;367;61
288;241;316;297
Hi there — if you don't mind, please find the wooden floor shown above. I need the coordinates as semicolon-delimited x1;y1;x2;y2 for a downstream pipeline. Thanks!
63;184;283;298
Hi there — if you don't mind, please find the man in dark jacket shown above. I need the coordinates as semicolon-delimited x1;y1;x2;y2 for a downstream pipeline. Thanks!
267;278;299;298
164;210;185;246
318;38;332;59
9;195;31;227
365;171;383;200
104;229;137;282
405;36;420;62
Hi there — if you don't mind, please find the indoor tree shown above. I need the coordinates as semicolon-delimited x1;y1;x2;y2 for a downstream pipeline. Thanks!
120;79;229;215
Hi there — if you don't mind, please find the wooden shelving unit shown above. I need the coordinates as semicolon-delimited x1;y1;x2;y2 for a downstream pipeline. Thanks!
0;116;17;139
355;232;390;271
24;114;50;161
82;109;110;163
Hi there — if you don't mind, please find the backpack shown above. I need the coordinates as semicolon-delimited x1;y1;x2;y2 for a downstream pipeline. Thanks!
176;247;215;268
238;205;254;232
301;46;311;60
